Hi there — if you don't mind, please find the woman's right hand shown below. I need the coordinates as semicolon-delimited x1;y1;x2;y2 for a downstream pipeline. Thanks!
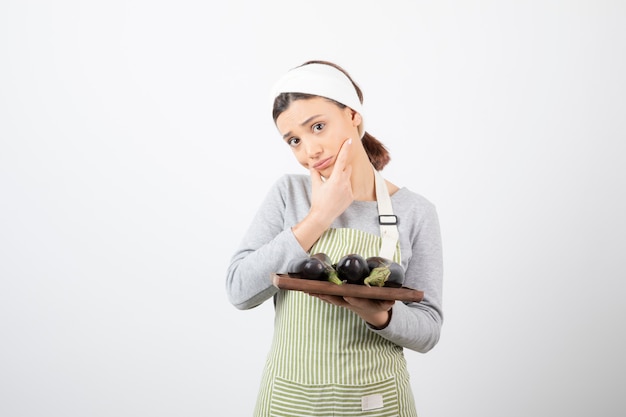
309;137;354;225
291;138;354;251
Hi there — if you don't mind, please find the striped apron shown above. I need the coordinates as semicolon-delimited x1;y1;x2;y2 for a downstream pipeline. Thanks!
254;227;418;417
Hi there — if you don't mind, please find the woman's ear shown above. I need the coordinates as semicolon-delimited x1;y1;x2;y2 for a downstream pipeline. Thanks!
352;111;362;127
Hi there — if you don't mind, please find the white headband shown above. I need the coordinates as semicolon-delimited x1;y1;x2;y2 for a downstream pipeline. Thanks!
270;63;365;138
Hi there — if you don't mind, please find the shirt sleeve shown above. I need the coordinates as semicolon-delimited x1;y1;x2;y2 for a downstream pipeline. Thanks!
369;201;444;353
225;177;309;310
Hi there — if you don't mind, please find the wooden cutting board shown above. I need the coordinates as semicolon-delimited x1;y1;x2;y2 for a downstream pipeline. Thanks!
271;273;424;303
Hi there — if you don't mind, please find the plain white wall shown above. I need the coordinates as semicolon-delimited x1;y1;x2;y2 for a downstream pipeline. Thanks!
1;1;625;416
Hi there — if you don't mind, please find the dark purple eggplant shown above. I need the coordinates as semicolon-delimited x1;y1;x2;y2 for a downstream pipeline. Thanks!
287;253;341;284
310;252;332;266
287;257;309;277
309;253;342;285
301;257;327;280
364;256;405;288
336;253;370;285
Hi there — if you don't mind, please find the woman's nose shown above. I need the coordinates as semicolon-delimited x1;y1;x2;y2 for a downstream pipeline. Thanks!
303;138;322;158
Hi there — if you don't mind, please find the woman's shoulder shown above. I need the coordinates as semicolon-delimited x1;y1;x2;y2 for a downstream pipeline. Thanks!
392;188;440;235
394;187;436;209
273;173;310;189
268;173;311;198
392;187;439;225
257;174;311;211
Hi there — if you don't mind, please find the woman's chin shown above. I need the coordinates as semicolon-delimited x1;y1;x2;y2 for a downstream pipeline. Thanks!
319;166;334;179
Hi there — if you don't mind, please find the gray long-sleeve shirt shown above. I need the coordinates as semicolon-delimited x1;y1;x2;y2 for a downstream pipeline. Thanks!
225;174;444;353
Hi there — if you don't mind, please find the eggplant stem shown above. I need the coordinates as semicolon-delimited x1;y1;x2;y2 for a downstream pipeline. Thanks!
327;269;343;285
364;266;390;287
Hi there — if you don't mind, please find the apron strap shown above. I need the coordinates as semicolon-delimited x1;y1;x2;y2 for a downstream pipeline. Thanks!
373;166;399;259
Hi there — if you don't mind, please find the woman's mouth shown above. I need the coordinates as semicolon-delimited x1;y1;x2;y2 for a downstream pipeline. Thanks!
313;157;333;170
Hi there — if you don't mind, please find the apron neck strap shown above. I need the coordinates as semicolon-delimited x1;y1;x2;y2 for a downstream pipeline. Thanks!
373;166;399;259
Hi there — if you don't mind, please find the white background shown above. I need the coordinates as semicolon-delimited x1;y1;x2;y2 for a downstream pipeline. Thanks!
1;1;625;416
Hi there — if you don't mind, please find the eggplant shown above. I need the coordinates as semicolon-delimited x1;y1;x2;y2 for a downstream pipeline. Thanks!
364;256;405;288
336;253;370;285
287;257;309;277
287;253;341;285
310;253;342;285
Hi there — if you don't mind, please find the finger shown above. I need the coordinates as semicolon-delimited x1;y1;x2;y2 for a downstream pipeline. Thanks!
334;137;353;171
317;294;347;306
343;164;352;179
309;166;323;188
343;296;369;307
344;296;393;311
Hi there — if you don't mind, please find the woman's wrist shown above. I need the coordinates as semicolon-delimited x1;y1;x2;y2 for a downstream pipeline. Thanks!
292;212;332;252
366;308;392;330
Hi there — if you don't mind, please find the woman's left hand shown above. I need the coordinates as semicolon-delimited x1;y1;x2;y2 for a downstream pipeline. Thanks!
309;294;394;329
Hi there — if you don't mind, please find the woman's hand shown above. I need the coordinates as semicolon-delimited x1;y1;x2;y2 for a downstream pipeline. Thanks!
291;138;354;251
309;293;394;329
308;137;354;226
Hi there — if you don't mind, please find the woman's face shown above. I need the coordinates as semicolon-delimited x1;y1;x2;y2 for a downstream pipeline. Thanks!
275;96;362;178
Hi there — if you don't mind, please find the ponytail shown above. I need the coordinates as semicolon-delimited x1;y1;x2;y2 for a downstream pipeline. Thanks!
362;132;391;170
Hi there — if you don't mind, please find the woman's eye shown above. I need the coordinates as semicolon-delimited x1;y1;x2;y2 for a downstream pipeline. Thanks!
313;123;325;132
287;137;300;147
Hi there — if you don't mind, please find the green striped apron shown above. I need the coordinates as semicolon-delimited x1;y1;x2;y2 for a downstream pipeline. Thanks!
254;227;418;417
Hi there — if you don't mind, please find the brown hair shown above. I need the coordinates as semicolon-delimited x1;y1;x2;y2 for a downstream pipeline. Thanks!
272;60;391;170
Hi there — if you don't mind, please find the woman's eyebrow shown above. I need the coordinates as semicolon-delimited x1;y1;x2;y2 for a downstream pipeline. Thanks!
282;114;322;139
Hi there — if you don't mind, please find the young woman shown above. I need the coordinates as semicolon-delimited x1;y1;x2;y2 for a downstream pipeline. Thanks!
226;60;443;417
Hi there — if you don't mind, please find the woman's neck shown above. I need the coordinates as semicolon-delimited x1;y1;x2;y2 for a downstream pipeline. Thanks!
351;158;377;201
